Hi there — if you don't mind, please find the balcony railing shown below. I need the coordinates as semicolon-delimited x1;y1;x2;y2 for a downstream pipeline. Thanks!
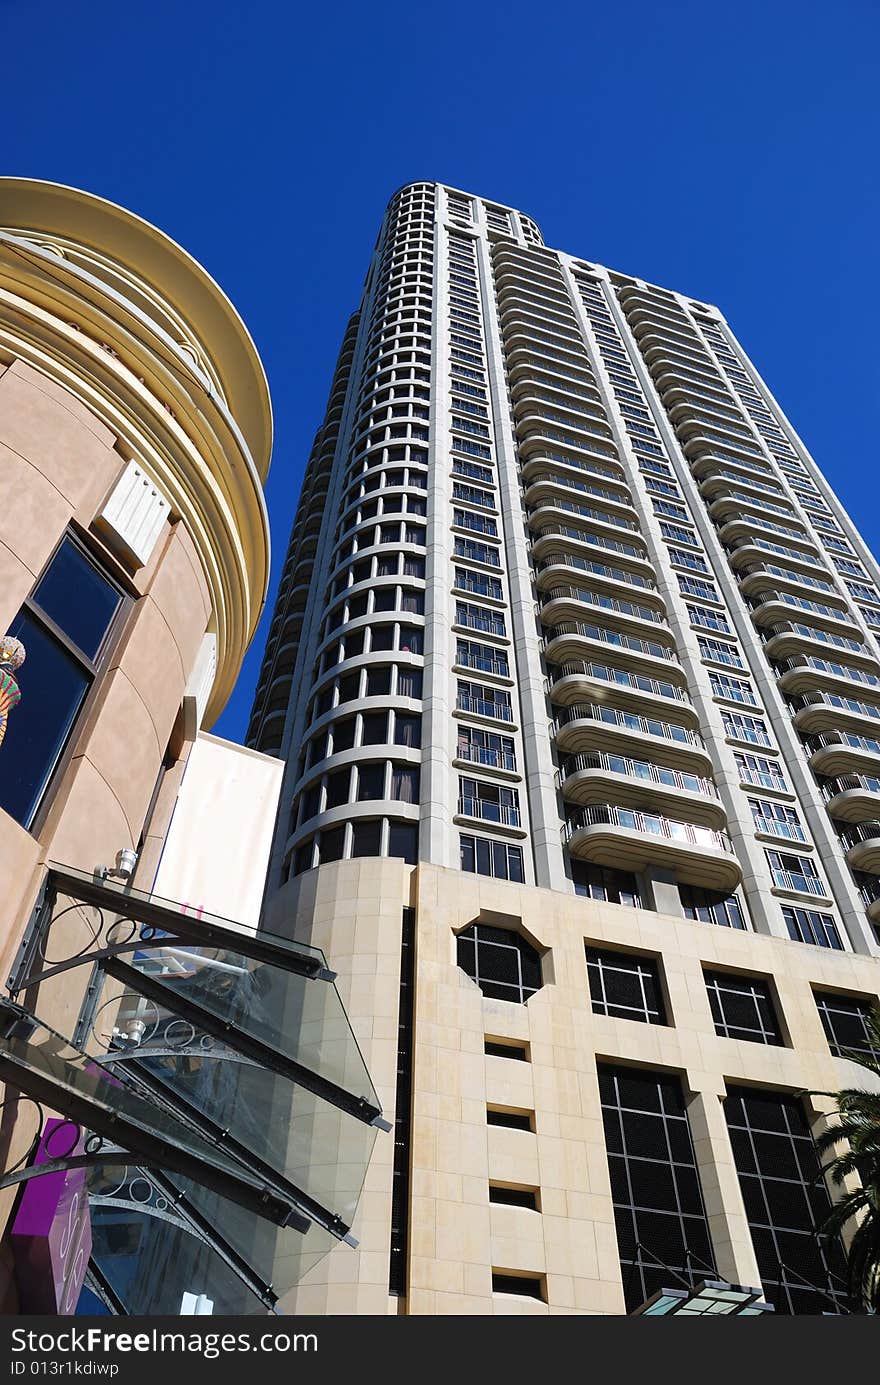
558;751;717;798
751;814;808;843
762;622;866;655
562;804;734;853
821;773;880;799
458;796;521;827
544;621;679;664
555;702;705;748
769;867;827;896
456;694;513;722
542;584;666;627
456;743;517;772
738;766;790;793
550;660;690;703
533;523;648;562
793;690;880;723
527;498;638;532
838;820;880;850
523;470;633;510
777;656;880;690
536;552;656;592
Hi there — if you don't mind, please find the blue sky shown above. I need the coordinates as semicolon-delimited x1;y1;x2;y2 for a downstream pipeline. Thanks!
4;0;879;742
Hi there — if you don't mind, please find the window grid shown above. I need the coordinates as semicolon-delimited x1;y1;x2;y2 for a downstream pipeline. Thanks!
599;1064;716;1313
456;923;542;1004
724;1086;850;1314
704;970;783;1045
586;948;666;1026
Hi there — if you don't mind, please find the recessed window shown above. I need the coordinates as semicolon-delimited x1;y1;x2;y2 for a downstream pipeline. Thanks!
586;947;666;1026
484;1039;528;1062
459;835;523;882
680;885;746;930
1;534;126;828
724;1086;849;1314
491;1272;545;1300
704;970;783;1045
487;1107;533;1131
573;862;641;908
318;825;345;863
598;1064;716;1313
351;819;382;858
457;924;542;1005
814;990;880;1060
489;1185;539;1210
388;821;418;863
356;763;386;801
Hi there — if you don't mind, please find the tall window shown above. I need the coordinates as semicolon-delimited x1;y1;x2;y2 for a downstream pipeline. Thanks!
0;535;125;828
724;1087;849;1314
599;1065;715;1312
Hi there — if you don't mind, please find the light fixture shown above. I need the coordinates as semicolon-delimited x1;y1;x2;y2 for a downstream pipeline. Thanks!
96;847;138;882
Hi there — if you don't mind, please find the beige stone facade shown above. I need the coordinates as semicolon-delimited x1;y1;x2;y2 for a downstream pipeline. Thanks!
272;858;880;1315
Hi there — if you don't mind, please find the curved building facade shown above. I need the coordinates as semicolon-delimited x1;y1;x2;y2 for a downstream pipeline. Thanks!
250;183;880;1317
0;179;272;1291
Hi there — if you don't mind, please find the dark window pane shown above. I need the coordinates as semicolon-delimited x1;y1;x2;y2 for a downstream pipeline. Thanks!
318;826;345;862
1;611;90;826
388;822;418;863
351;820;382;858
31;537;121;661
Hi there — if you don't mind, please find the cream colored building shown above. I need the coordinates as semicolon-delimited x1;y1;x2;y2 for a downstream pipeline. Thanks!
0;178;272;1310
249;183;880;1316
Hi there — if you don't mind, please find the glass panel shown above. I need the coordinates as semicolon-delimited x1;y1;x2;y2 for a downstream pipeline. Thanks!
31;538;121;661
0;613;90;826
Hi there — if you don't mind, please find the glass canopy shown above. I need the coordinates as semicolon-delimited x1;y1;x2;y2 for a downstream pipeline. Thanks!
0;864;386;1315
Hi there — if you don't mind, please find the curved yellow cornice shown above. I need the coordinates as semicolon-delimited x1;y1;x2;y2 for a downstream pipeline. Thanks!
0;178;273;724
0;179;272;476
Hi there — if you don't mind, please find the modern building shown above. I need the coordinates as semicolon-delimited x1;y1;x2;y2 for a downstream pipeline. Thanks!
247;182;880;1316
0;180;382;1316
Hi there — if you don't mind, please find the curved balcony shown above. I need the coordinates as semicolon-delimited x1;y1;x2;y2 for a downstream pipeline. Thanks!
806;731;880;778
530;525;654;579
775;656;880;699
791;690;880;738
515;407;615;449
838;821;880;875
562;805;742;891
505;350;595;395
522;471;637;518
717;516;815;551
821;774;880;824
726;539;823;579
761;622;871;665
518;430;623;476
535;552;666;610
549;659;698;726
558;752;725;829
539;584;671;642
526;497;639;536
554;703;712;773
738;563;841;604
543;621;682;680
749;590;854;637
520;448;627;490
707;488;796;524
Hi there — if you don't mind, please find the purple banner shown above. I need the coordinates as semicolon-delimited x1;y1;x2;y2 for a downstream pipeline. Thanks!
11;1118;92;1314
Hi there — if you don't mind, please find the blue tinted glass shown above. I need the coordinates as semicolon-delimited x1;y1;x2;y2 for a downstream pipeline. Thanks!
0;611;90;826
32;538;121;660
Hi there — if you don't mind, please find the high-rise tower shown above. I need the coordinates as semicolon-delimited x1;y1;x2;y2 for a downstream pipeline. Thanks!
249;184;880;1316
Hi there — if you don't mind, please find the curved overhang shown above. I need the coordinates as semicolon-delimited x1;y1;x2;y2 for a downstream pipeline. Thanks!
844;835;880;875
565;822;743;892
554;711;713;774
824;787;880;824
559;767;727;829
0;179;273;722
549;671;699;728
